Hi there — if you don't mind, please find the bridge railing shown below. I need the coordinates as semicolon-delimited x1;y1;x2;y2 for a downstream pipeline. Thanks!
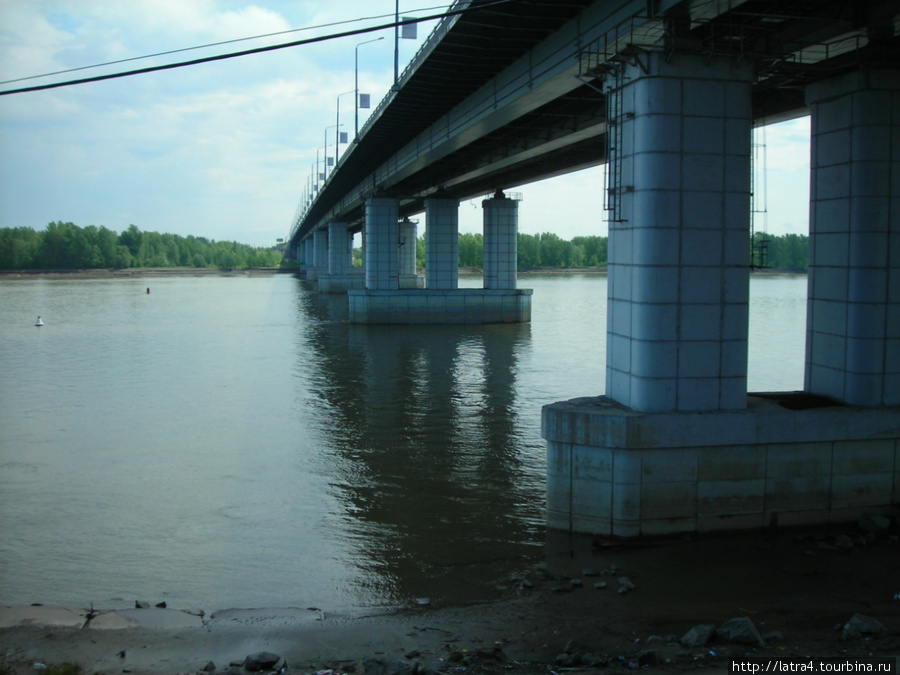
291;1;473;242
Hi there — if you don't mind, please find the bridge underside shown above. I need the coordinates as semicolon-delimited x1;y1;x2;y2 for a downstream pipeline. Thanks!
289;0;900;537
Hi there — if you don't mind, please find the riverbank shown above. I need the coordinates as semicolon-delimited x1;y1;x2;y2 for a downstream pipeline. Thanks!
0;266;807;281
2;522;897;675
0;267;284;280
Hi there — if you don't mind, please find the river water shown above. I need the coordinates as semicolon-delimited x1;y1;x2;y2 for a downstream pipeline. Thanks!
0;273;806;613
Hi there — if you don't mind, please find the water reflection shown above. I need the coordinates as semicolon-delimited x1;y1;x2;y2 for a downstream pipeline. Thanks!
294;280;542;606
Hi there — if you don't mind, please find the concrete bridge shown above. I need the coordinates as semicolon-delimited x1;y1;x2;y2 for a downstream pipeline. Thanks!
289;0;900;537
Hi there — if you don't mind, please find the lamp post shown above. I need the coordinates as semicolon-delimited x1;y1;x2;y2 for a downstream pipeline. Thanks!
323;124;342;179
335;89;355;167
355;36;384;138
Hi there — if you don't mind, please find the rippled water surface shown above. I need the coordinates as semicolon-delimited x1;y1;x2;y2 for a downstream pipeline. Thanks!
0;273;806;612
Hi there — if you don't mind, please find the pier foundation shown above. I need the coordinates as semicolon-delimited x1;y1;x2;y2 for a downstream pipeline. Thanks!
544;54;899;538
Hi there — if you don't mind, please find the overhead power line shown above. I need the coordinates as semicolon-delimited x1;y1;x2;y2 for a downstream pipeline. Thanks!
0;0;517;97
0;4;456;86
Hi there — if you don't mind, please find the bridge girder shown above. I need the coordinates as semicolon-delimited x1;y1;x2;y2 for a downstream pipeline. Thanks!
292;0;900;242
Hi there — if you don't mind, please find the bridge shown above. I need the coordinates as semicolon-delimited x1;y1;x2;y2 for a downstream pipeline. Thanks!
288;0;900;537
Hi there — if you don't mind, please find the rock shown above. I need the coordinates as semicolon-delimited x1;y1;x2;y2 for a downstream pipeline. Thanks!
638;650;659;667
155;601;167;608
617;576;635;594
593;581;608;589
363;658;413;675
134;601;150;609
859;513;891;533
563;639;589;655
244;651;283;672
571;578;583;588
842;613;887;639
716;617;765;647
201;662;215;672
583;568;600;577
555;652;579;667
520;579;534;589
681;624;716;647
763;631;785;642
415;597;431;606
835;534;855;552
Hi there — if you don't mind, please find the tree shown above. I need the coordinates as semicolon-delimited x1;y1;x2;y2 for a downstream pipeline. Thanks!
517;233;541;268
119;224;143;258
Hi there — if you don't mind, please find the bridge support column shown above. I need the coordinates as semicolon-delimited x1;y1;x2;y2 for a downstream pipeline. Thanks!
319;221;364;293
306;229;328;282
364;197;399;290
483;191;518;290
302;238;313;274
805;70;900;407
544;54;899;539
399;218;424;289
348;194;531;324
425;198;459;290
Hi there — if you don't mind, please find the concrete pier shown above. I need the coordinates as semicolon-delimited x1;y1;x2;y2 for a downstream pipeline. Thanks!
364;198;400;291
542;54;899;538
805;71;900;407
425;198;459;290
305;229;329;282
348;195;531;324
399;217;424;289
483;192;518;291
319;221;364;293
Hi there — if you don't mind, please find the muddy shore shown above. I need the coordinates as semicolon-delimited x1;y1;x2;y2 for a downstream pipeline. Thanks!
2;524;897;674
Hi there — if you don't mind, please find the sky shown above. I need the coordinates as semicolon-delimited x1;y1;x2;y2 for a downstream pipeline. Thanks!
0;1;811;247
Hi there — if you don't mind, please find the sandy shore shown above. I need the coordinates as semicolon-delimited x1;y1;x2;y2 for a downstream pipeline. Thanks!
2;524;897;674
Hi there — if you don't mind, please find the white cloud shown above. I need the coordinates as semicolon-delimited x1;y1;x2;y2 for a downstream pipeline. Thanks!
0;1;813;246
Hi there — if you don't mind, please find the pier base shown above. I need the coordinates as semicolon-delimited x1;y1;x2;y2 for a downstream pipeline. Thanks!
348;288;532;324
318;271;365;294
542;394;899;538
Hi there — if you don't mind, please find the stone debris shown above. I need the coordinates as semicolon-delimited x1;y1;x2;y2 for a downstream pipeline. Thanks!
715;616;766;647
681;624;716;647
243;651;285;673
617;576;636;594
841;613;887;639
134;601;150;609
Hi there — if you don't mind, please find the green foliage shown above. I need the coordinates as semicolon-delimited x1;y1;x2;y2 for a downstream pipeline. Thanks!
416;234;426;270
458;232;484;268
756;232;808;270
456;231;808;271
0;222;282;271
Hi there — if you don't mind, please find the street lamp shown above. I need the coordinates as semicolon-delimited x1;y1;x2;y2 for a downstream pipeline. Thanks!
335;89;355;167
355;36;384;138
323;124;342;179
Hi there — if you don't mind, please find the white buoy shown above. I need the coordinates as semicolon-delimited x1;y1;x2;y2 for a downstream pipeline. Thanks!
35;316;43;326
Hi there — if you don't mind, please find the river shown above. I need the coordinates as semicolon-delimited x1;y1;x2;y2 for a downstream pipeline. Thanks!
0;272;807;613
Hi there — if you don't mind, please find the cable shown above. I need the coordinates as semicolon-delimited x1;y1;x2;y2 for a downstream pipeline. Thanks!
0;0;517;96
0;3;456;86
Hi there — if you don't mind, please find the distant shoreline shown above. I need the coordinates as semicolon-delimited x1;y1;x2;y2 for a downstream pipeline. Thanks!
0;266;807;280
0;267;284;279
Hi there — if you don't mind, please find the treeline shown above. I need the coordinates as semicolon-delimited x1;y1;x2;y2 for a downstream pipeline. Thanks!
753;233;808;270
456;232;808;270
0;222;282;270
